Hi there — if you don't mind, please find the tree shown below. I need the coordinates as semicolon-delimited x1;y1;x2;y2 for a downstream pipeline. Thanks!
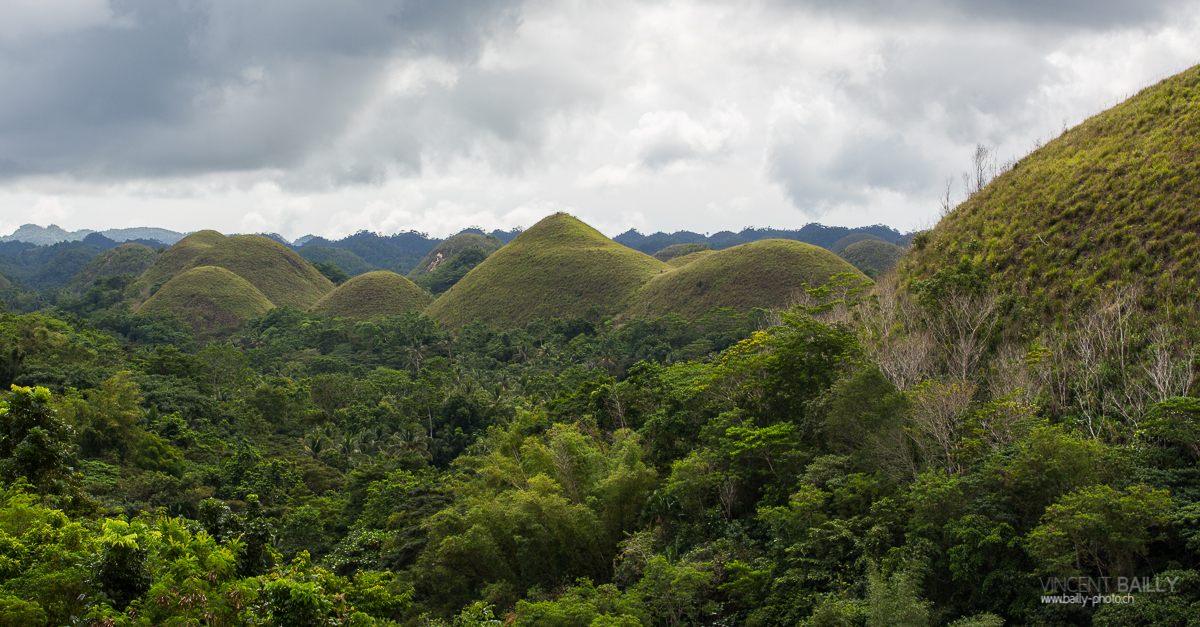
0;385;77;495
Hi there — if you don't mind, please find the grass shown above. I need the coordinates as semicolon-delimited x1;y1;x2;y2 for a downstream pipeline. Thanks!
135;233;334;310
652;242;713;262
137;266;274;330
626;239;867;320
65;244;159;294
666;250;717;268
310;271;433;321
135;230;226;294
839;240;904;277
900;63;1200;314
426;213;669;329
408;233;503;281
829;233;885;253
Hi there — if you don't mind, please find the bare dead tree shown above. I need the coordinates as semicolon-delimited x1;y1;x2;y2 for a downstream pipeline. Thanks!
939;177;956;217
927;290;1000;381
859;276;935;390
907;380;976;475
1143;324;1196;402
989;342;1046;405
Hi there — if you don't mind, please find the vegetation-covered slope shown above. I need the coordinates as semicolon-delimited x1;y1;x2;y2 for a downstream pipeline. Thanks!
297;246;377;277
829;232;885;253
839;239;904;277
666;249;717;267
64;243;158;294
901;63;1200;311
310;271;433;321
408;233;503;281
136;230;227;293
652;242;712;262
137;233;334;309
137;266;274;329
426;213;668;328
627;239;866;319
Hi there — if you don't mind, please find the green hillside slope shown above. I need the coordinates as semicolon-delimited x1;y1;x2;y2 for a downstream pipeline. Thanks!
65;243;158;294
137;266;274;330
653;242;713;262
839;240;904;277
408;233;503;281
627;239;866;320
311;271;433;321
426;213;668;329
136;232;334;309
901;64;1200;311
297;246;377;277
666;250;717;268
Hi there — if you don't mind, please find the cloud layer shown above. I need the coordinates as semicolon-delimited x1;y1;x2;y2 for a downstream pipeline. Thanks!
0;0;1197;238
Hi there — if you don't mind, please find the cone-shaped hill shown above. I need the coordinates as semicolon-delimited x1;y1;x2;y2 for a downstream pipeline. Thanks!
653;242;712;262
901;64;1200;312
426;213;669;329
138;266;274;330
839;240;904;277
65;243;158;294
311;271;433;321
626;239;866;320
136;233;334;309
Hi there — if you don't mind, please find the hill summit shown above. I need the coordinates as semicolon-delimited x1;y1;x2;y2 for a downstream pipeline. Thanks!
426;213;668;328
901;64;1200;312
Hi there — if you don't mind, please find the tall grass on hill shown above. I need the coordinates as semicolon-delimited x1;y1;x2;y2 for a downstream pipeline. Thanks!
64;243;158;295
627;239;867;320
135;232;334;310
137;266;274;330
311;271;433;321
426;213;668;329
901;63;1200;315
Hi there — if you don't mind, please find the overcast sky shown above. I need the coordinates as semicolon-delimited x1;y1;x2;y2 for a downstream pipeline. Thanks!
0;0;1197;240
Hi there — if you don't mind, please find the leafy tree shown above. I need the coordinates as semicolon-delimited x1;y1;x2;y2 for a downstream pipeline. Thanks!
0;385;77;495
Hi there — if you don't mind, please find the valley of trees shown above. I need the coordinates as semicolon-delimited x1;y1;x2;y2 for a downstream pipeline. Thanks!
0;255;1197;626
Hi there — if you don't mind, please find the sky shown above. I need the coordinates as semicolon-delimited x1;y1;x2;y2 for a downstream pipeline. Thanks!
0;0;1198;241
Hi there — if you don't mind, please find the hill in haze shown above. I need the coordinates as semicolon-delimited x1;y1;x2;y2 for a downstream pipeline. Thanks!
627;239;866;320
839;240;904;278
426;213;668;329
616;223;905;255
900;63;1200;313
311;271;433;321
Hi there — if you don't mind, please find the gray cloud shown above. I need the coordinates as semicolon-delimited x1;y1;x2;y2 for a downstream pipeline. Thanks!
0;0;522;179
772;0;1179;29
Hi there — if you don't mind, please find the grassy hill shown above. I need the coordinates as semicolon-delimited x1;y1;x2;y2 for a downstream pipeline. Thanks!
65;243;158;294
627;239;866;320
829;233;885;254
311;271;433;321
900;64;1200;312
136;230;227;293
137;266;274;330
666;250;717;268
426;213;668;329
136;232;334;309
653;242;712;262
839;240;904;278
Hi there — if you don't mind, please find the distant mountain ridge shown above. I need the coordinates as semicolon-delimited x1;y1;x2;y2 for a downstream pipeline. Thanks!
614;224;906;255
1;224;188;246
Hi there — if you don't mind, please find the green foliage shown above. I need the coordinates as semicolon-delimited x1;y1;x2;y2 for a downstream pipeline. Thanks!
839;240;904;278
0;385;78;495
63;243;158;295
314;260;353;285
652;242;712;262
